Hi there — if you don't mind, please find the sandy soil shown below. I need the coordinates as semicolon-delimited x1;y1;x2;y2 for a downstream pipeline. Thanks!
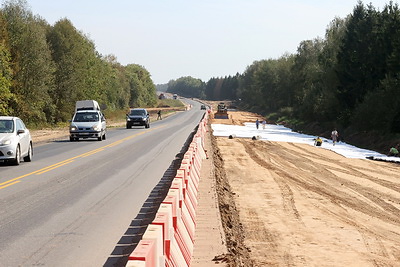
210;110;400;267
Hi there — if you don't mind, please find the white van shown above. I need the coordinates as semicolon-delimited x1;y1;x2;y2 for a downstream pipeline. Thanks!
69;100;106;141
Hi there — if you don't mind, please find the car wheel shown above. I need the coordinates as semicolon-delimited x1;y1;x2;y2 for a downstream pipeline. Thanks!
70;137;75;142
103;133;106;140
12;145;21;165
98;135;102;141
23;143;33;162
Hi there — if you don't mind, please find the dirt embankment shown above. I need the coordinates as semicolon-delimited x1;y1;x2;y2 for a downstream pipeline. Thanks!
211;110;400;267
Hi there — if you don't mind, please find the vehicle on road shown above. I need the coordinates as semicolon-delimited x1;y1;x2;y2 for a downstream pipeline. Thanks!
126;108;150;129
69;110;106;141
201;105;206;110
0;116;33;165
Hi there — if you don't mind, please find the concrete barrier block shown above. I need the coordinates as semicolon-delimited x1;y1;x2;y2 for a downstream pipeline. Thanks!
128;240;156;267
125;260;146;267
142;224;164;267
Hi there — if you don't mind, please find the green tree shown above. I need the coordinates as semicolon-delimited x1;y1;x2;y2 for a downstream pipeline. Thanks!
291;39;325;121
48;18;105;121
100;55;130;110
315;17;347;122
3;0;55;123
237;60;265;111
126;64;157;108
336;2;383;125
0;10;13;114
167;76;205;99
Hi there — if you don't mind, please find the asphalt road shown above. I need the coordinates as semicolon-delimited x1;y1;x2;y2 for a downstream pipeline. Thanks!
0;99;204;267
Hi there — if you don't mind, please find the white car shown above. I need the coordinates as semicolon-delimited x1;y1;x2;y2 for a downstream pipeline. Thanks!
0;116;33;165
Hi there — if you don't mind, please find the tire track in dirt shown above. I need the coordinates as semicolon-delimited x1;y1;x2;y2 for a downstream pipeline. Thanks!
246;141;400;226
311;202;398;266
289;142;400;194
238;139;400;265
287;142;400;226
239;139;302;224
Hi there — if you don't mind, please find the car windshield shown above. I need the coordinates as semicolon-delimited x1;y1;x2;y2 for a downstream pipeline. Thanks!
73;112;99;122
0;120;14;133
130;110;146;116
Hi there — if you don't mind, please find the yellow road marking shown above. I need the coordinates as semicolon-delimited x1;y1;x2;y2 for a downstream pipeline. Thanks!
35;160;75;175
0;126;165;189
0;180;20;189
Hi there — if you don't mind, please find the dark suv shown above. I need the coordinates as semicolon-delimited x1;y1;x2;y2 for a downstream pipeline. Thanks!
126;108;150;129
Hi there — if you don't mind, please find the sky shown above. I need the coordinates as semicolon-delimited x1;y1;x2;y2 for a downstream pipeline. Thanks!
23;0;396;84
211;122;400;162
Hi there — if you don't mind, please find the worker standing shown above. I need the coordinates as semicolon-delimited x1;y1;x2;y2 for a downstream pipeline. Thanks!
331;129;339;145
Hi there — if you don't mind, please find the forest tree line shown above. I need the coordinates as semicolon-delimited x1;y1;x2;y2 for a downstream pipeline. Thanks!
167;1;400;137
0;0;157;126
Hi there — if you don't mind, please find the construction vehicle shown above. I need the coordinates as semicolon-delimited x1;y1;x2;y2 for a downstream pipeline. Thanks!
214;102;229;119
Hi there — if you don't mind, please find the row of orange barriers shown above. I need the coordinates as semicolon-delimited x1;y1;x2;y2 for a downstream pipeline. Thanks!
126;112;209;267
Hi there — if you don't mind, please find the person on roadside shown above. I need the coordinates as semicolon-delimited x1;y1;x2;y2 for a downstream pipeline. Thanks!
331;128;339;145
255;119;259;129
157;110;162;120
314;136;323;147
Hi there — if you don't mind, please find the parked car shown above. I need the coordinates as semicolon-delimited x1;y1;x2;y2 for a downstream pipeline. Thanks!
69;110;106;141
0;116;33;165
126;108;150;129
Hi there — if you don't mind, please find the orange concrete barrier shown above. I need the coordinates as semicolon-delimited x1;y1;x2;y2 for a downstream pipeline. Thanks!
174;215;193;265
169;182;184;209
168;236;187;267
128;240;156;267
126;260;146;267
162;195;179;228
152;212;173;258
142;224;165;267
181;198;196;242
126;117;209;267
